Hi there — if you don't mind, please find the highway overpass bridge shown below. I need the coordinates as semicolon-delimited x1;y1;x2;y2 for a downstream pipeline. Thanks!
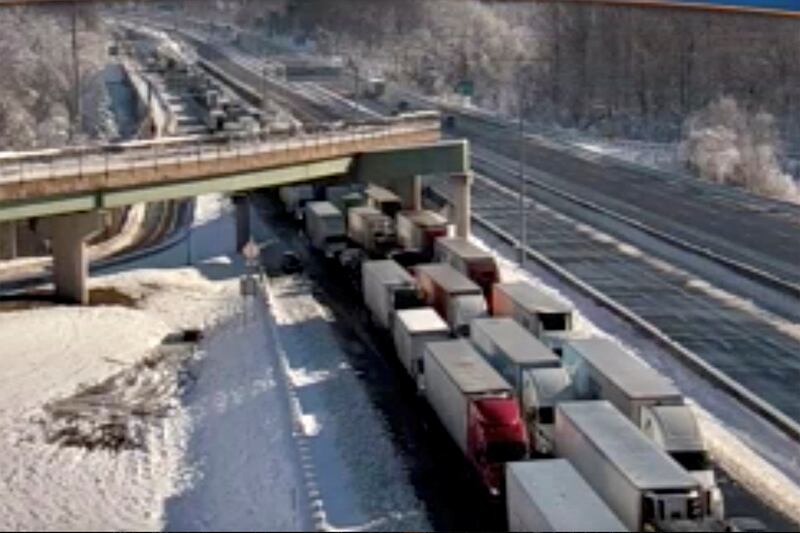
0;114;470;303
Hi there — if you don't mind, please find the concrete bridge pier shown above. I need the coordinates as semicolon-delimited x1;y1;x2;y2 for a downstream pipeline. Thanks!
450;172;472;239
37;211;105;305
0;221;17;260
233;194;251;253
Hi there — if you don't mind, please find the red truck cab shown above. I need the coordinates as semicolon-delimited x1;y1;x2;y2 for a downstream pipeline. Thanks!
423;339;528;497
469;396;528;495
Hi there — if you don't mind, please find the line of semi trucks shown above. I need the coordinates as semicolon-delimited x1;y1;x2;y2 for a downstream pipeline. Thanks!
276;181;748;532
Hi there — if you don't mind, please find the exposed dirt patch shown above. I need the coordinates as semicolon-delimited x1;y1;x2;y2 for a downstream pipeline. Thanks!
0;287;140;313
35;336;199;452
88;287;139;308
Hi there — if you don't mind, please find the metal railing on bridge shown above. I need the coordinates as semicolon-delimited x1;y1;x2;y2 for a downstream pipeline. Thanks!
0;111;441;186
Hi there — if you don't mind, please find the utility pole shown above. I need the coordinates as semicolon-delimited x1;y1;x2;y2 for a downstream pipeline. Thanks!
71;2;82;142
518;71;527;267
262;64;268;116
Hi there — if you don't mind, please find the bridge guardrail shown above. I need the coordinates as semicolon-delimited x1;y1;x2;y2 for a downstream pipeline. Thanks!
0;112;441;186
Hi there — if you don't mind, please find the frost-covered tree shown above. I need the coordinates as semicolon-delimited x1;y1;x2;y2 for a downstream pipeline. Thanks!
684;97;799;203
0;6;111;150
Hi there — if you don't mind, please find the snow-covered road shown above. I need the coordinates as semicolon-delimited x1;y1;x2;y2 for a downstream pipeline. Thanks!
266;274;430;532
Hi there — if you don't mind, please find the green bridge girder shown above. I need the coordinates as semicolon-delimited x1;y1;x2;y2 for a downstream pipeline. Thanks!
0;140;468;223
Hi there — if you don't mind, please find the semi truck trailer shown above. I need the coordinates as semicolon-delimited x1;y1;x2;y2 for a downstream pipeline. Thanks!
362;260;421;330
555;401;712;532
470;318;561;391
305;201;347;258
347;206;396;256
506;460;628;532
365;184;403;219
396;210;451;258
279;184;315;221
561;337;723;519
492;282;574;337
393;308;451;392
434;238;500;302
424;339;528;495
415;264;488;335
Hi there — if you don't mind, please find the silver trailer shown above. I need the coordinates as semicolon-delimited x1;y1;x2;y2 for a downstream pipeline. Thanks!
555;401;708;532
492;282;574;337
396;210;451;254
415;264;488;335
347;206;395;254
470;318;560;391
393;308;451;391
279;185;315;221
562;337;723;519
362;260;419;330
562;338;683;423
506;460;628;533
305;201;347;257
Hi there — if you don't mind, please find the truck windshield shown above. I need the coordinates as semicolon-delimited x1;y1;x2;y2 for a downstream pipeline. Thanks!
672;451;711;471
486;441;527;463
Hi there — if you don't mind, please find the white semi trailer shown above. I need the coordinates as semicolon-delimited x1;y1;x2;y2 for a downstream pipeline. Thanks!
505;460;628;532
393;308;451;391
362;260;421;330
555;401;713;532
305;201;347;258
561;337;723;519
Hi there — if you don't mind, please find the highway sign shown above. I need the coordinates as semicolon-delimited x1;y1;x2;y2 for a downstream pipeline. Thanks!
456;80;474;98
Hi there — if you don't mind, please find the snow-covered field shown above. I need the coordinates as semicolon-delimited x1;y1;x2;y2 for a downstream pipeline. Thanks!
0;195;305;530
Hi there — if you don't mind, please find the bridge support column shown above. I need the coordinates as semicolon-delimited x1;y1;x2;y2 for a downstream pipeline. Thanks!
412;175;422;211
233;194;251;253
37;211;104;305
450;173;472;239
0;221;17;260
